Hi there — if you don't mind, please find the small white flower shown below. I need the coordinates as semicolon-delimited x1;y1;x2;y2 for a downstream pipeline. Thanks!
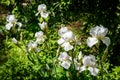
87;25;110;47
35;31;44;44
12;37;17;44
35;31;44;38
80;55;99;76
61;61;71;69
35;4;49;17
61;42;73;51
58;52;72;69
28;42;37;51
6;15;22;30
38;22;47;30
58;52;69;61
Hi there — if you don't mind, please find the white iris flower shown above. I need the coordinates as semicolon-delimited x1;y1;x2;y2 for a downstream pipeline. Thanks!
57;27;75;51
5;15;22;30
58;52;72;69
35;31;44;44
80;55;99;76
87;25;110;47
28;42;37;52
36;4;47;16
38;4;47;12
36;4;49;18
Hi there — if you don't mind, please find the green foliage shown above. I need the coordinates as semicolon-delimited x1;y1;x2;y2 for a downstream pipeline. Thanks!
110;66;120;80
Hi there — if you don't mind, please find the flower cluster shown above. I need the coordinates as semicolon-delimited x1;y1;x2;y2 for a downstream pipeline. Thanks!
28;31;44;52
80;55;99;76
36;4;49;31
57;27;75;51
87;25;110;47
5;3;111;77
5;15;22;30
58;51;99;76
28;4;50;52
5;15;22;44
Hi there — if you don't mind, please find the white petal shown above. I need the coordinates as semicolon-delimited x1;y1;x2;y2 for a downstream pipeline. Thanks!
101;37;110;47
5;23;13;30
40;12;49;18
89;55;96;62
57;38;65;45
78;51;83;60
38;22;47;30
87;37;98;47
61;42;73;51
17;22;22;28
12;37;17;44
35;31;44;38
28;42;37;51
75;63;80;70
7;15;17;23
58;52;69;61
82;55;97;67
58;27;68;36
80;66;86;72
61;30;75;41
35;37;45;44
90;25;108;38
74;58;80;70
35;12;40;16
61;61;71;69
38;4;47;12
88;67;99;76
82;56;91;67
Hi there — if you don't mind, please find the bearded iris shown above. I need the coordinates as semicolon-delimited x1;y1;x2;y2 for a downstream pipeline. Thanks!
80;55;99;76
58;52;72;69
87;25;110;47
36;4;50;18
5;15;22;30
57;27;75;51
